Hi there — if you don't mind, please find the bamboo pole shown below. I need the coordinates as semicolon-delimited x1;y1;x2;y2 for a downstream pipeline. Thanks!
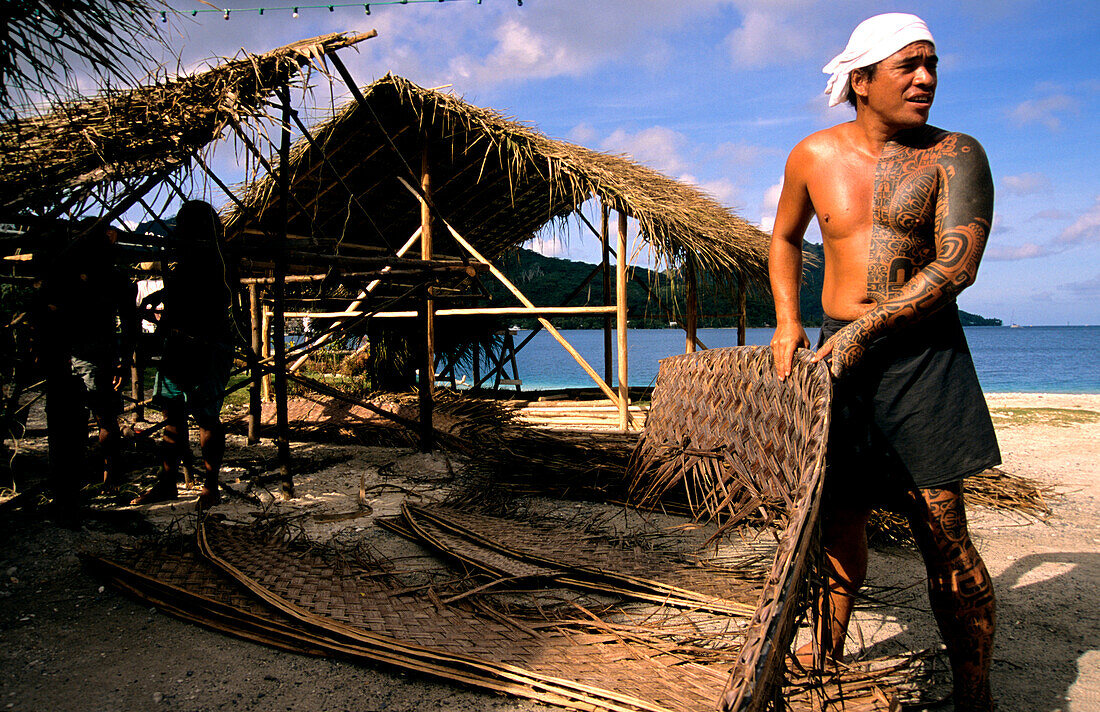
420;147;435;393
685;257;697;354
417;286;434;452
418;147;435;450
130;346;143;422
736;277;747;347
280;306;618;318
616;211;630;430
273;85;294;498
395;177;626;412
601;203;613;387
261;309;272;401
248;283;262;445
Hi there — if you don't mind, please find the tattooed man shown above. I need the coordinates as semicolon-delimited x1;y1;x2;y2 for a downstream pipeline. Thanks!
769;14;999;711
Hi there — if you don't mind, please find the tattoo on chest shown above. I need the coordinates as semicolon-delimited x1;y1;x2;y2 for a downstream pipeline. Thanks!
867;132;958;299
825;129;992;379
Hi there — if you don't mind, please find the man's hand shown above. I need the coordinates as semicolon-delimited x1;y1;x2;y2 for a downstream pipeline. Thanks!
812;322;866;379
770;322;810;381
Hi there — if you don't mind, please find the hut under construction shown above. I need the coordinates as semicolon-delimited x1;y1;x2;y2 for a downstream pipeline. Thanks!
0;32;771;487
227;73;772;432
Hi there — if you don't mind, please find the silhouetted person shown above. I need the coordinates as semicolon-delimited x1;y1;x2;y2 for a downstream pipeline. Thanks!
41;225;135;520
132;201;235;508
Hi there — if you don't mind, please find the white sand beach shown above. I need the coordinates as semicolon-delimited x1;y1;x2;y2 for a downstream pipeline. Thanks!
0;391;1097;712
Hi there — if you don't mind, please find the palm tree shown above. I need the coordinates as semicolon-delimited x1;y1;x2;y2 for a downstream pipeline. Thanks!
1;0;169;117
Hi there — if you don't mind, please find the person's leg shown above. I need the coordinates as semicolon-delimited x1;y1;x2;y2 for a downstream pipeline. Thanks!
903;483;995;712
91;394;122;487
131;403;185;504
196;417;224;507
795;502;873;668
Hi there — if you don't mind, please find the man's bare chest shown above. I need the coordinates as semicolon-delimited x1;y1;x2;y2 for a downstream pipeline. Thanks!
866;143;950;296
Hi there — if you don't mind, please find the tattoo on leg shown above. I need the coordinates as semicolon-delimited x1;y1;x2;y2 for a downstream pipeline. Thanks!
907;485;996;711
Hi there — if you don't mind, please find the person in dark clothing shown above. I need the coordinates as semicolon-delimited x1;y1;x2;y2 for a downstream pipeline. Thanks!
41;225;136;516
132;201;235;508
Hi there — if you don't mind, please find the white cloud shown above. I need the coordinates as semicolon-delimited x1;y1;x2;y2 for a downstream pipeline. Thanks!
726;10;814;69
1009;93;1079;131
1001;172;1050;196
1056;196;1100;248
758;178;783;230
568;122;598;145
1059;273;1100;298
984;242;1054;261
692;177;741;207
600;126;691;175
528;234;568;258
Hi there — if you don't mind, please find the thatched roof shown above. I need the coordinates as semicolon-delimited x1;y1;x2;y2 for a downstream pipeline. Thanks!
230;75;770;283
0;32;373;217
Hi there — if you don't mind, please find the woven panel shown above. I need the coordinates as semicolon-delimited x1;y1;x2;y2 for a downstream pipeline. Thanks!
628;347;831;712
198;522;729;712
403;504;762;617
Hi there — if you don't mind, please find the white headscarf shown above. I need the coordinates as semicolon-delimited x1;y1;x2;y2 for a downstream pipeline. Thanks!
823;13;935;108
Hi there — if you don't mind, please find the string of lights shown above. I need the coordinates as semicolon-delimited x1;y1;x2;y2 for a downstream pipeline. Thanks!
174;0;521;22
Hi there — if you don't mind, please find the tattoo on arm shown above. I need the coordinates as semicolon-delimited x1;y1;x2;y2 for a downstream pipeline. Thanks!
827;130;994;377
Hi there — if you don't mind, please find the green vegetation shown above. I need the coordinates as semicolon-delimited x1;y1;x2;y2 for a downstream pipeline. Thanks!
480;243;1001;329
989;407;1100;427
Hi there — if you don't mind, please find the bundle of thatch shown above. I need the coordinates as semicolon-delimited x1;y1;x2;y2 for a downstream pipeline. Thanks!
228;74;771;283
0;32;373;216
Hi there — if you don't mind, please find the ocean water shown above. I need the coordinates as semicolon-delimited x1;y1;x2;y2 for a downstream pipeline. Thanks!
464;326;1100;394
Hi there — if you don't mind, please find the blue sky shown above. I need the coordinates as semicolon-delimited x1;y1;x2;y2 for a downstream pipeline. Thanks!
159;0;1099;325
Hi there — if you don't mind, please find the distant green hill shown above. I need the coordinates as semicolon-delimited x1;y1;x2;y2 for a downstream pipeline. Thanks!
480;244;1001;328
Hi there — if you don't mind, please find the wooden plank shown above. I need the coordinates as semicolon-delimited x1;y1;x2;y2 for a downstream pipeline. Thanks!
280;306;618;318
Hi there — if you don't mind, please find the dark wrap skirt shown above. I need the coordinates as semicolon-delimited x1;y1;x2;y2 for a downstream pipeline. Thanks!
819;303;1000;504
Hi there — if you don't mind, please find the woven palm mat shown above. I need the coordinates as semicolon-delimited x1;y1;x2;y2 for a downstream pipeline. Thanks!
88;524;925;712
391;503;764;617
198;520;730;712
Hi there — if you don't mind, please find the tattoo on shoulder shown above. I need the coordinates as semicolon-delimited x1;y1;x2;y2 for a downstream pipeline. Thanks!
867;129;990;299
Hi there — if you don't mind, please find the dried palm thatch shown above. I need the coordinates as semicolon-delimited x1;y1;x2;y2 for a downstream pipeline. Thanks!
0;32;373;216
624;346;832;712
89;520;916;712
0;0;168;115
227;74;771;284
395;503;763;617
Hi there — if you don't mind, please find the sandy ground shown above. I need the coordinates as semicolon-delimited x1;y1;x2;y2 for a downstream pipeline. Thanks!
0;393;1097;712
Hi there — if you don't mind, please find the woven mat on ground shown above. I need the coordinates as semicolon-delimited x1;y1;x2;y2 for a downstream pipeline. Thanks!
87;523;916;712
392;503;763;617
198;521;730;712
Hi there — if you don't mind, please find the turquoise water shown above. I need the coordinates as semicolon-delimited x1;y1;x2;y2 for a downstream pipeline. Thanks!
462;326;1100;394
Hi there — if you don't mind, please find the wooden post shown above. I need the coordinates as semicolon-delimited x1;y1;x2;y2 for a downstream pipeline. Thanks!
273;85;294;498
130;347;143;422
616;211;630;430
417;285;434;452
685;257;698;354
472;341;481;391
261;309;271;401
600;203;613;387
736;277;747;347
418;146;435;451
420;147;435;394
247;283;262;444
